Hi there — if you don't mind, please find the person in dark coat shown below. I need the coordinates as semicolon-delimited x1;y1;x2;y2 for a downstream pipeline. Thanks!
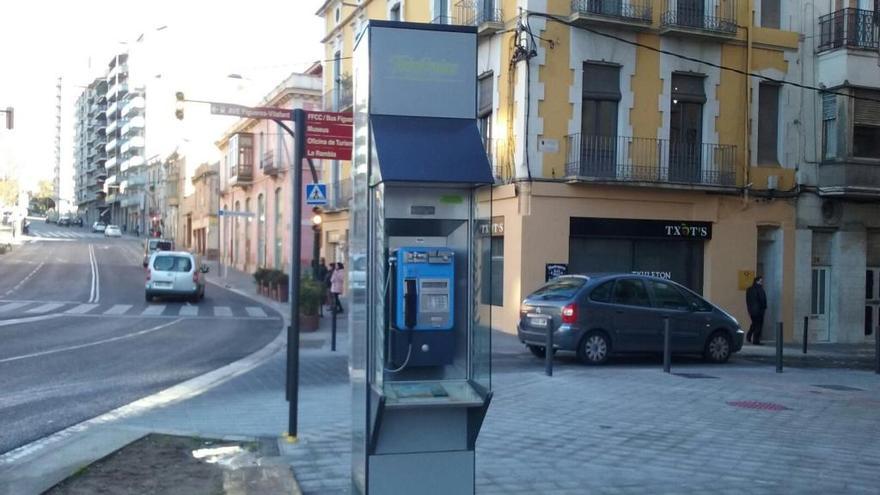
746;276;768;345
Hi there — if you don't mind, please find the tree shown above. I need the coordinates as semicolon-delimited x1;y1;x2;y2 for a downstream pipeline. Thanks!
35;180;53;200
0;179;18;207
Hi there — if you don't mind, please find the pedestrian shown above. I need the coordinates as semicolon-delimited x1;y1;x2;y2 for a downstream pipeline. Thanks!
324;262;335;310
746;275;768;345
331;262;345;314
135;224;140;237
315;258;329;317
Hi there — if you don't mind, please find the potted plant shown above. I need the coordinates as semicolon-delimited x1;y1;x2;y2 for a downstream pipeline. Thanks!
269;270;289;303
253;268;270;296
299;277;323;331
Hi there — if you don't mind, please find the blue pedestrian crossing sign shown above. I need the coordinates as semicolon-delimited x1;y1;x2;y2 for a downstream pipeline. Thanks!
306;183;328;205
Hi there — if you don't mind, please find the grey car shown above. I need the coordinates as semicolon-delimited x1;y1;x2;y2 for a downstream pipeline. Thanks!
517;274;744;365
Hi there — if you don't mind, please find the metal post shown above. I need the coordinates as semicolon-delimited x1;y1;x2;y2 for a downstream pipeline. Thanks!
545;319;554;377
875;325;879;375
776;322;783;373
802;316;808;354
286;108;305;439
331;305;338;352
663;317;671;373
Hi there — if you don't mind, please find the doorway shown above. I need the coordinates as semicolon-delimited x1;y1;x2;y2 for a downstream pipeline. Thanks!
669;73;705;183
810;266;831;342
866;268;879;343
757;226;782;339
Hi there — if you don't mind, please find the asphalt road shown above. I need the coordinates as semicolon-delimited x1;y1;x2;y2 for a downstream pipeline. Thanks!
0;220;282;455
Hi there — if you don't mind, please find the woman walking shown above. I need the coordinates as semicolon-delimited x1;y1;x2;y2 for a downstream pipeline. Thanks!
330;262;345;314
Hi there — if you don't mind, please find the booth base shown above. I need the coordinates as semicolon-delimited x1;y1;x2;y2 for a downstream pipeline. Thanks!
369;450;474;495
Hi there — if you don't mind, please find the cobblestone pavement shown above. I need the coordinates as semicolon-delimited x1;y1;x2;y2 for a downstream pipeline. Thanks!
117;310;880;494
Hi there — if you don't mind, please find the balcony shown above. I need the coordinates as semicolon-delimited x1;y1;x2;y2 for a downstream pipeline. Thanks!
128;155;145;168
121;116;145;136
819;161;880;198
570;0;653;30
229;163;254;187
455;1;505;36
660;0;737;39
325;178;353;211
323;75;353;111
106;101;119;119
122;96;145;117
260;150;279;175
564;134;737;188
818;9;879;53
106;155;118;170
120;136;144;156
105;138;118;154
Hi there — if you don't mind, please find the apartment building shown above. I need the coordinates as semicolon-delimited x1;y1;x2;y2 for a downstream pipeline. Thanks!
317;0;814;337
795;0;880;343
216;70;323;276
74;78;109;225
179;161;220;259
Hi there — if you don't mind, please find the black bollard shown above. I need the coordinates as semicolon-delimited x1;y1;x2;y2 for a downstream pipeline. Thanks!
803;316;808;354
545;319;554;377
875;325;879;375
331;306;338;352
663;317;671;373
776;322;783;373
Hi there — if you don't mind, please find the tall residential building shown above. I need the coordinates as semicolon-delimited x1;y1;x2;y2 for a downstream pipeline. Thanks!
54;77;62;208
103;52;147;230
318;0;811;338
74;78;109;225
795;0;880;343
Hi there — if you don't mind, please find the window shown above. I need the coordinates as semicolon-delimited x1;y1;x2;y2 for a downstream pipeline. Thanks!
490;236;503;306
822;93;837;160
589;280;615;303
757;83;780;165
335;6;341;23
853;89;880;159
580;63;621;176
233;200;240;264
153;255;191;272
611;278;651;307
650;280;690;310
761;0;780;29
478;73;493;163
670;73;706;182
245;198;252;265
389;2;401;21
257;193;266;267
531;277;586;300
433;0;449;23
274;188;283;269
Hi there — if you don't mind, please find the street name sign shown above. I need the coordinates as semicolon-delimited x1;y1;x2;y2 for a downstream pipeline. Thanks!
305;111;353;160
305;183;328;206
210;103;293;121
218;209;255;218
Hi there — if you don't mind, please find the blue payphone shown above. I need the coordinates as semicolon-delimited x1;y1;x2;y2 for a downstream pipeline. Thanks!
389;247;455;368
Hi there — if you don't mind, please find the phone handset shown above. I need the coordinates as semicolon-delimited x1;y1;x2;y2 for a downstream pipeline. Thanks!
403;279;418;330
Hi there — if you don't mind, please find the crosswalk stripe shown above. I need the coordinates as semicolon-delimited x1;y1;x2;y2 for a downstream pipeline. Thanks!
141;305;166;316
104;304;132;315
65;303;99;314
178;305;199;317
26;303;65;314
245;306;267;318
0;302;29;313
213;306;233;317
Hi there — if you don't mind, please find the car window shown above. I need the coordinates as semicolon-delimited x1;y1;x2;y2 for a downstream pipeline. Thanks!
650;280;691;310
530;277;586;300
153;256;192;272
589;280;614;303
156;241;173;251
679;287;713;312
611;279;651;307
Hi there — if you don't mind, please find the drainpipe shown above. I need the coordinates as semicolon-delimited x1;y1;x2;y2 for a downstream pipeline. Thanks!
744;0;754;194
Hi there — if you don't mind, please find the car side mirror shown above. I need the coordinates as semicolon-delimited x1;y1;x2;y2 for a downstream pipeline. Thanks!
200;265;209;273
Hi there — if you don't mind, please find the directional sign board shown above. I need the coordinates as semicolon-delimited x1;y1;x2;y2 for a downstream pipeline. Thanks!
211;103;293;121
305;111;353;160
305;183;328;206
218;209;255;218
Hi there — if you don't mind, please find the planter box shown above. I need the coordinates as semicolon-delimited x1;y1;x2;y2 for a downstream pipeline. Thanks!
300;314;319;332
274;284;289;303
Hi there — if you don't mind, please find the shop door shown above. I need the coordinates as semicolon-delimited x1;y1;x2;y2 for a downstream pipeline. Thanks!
810;267;831;342
865;268;879;343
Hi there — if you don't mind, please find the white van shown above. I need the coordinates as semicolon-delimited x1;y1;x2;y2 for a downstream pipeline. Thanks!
145;251;208;302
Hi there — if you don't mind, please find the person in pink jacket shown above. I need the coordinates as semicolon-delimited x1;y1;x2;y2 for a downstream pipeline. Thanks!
330;262;345;314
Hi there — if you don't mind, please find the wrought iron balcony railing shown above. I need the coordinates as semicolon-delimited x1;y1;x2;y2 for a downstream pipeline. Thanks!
660;0;737;35
326;178;353;211
570;0;653;25
565;134;737;187
818;8;879;52
322;76;353;112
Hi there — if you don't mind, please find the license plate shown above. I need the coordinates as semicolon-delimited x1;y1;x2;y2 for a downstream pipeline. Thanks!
154;282;172;288
529;316;549;328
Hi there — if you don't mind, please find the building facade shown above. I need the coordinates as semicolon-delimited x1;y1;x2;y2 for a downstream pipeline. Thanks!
180;161;220;260
74;78;109;225
217;71;323;276
318;0;817;339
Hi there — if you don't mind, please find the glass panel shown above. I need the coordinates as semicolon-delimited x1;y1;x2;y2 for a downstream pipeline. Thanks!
761;0;781;28
867;270;874;300
612;278;651;307
651;280;691;310
819;269;827;315
589;280;614;303
757;84;780;165
811;269;819;314
865;306;873;336
490;236;503;306
853;125;880;159
530;277;586;300
472;185;493;393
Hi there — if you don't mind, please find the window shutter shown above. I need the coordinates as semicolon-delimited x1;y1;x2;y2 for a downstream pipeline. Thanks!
822;93;836;120
478;74;493;115
757;83;780;164
583;63;621;100
671;73;706;103
853;89;880;126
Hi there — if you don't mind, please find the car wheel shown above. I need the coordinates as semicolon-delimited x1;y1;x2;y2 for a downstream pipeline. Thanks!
704;331;732;364
145;292;153;303
578;331;610;365
527;345;554;358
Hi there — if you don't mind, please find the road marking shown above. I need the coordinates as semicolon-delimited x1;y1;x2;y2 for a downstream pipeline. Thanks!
0;302;29;313
141;305;166;316
104;304;132;315
65;303;99;315
0;314;63;328
25;303;65;314
178;305;199;317
3;261;45;297
88;244;100;303
213;306;233;317
0;318;183;364
245;306;267;318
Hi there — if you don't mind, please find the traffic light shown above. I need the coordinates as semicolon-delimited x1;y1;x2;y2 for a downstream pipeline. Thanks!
175;92;184;120
4;107;12;130
311;206;323;231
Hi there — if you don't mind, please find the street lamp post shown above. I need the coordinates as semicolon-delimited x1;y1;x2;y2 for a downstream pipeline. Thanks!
311;207;322;280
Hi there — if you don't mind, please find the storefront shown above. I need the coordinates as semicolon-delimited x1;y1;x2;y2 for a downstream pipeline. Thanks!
568;217;711;293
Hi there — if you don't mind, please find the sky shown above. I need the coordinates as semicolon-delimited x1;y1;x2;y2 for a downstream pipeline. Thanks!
0;0;324;199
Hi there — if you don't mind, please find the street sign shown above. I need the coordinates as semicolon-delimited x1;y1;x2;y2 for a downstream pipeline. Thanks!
305;183;328;206
305;111;353;160
210;103;293;121
218;209;255;218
